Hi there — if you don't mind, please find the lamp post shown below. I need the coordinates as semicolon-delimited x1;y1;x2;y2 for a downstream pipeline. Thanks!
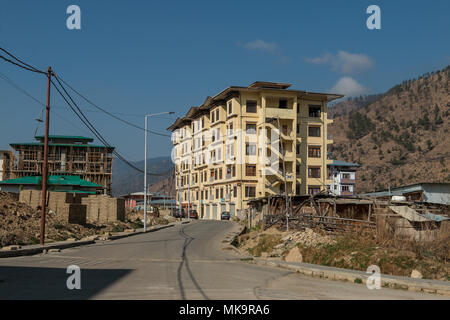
144;111;174;232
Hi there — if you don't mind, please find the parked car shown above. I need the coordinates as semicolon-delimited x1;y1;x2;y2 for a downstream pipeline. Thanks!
188;210;199;219
172;208;184;218
221;211;231;220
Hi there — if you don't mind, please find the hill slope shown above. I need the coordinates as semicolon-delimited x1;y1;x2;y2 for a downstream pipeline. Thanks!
329;66;450;193
112;156;174;196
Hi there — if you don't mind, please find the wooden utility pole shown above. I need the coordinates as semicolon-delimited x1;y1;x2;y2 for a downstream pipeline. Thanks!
40;66;52;245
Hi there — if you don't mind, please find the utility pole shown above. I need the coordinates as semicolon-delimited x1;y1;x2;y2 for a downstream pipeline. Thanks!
40;67;52;245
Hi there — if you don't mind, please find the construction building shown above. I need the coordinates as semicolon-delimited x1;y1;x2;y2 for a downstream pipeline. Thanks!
8;135;114;195
327;160;360;196
167;81;342;219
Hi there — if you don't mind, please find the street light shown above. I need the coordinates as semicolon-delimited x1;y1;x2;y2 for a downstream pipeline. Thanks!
144;111;174;232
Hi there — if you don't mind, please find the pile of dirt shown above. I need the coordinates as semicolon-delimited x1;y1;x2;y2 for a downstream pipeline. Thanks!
0;191;172;247
279;228;336;249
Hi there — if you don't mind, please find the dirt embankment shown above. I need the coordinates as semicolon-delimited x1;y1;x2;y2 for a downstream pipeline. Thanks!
0;191;174;248
236;225;450;281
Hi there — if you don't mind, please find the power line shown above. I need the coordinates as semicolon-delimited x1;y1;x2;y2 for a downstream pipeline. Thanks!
51;77;165;176
0;72;152;118
0;47;45;73
0;46;169;176
53;72;172;137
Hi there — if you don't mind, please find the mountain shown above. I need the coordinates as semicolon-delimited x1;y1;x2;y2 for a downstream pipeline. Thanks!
329;66;450;193
112;156;174;196
328;94;382;119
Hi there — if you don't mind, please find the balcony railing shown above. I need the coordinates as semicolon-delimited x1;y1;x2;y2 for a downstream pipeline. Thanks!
340;178;355;184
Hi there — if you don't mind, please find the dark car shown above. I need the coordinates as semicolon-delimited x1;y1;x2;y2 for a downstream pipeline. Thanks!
188;210;198;219
172;208;184;218
221;211;231;220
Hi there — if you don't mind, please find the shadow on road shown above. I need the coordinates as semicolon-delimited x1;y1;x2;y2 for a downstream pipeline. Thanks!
177;225;209;300
0;266;132;299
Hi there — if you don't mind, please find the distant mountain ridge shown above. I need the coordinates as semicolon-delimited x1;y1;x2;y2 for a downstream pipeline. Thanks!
112;156;174;196
329;66;450;193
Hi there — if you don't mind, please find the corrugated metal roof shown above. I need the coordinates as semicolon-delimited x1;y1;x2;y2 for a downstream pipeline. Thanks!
10;142;114;149
328;160;361;167
35;135;94;142
0;175;102;188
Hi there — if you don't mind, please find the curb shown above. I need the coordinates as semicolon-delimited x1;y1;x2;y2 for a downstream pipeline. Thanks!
249;259;450;296
0;220;190;259
222;223;246;253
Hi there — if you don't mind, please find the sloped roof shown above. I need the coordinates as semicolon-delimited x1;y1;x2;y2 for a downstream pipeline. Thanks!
35;135;94;142
328;160;361;167
0;175;102;188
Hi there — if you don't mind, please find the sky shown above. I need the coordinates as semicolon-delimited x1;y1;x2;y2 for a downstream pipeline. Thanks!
0;0;449;161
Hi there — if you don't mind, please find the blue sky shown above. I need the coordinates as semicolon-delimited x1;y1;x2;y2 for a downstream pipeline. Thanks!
1;0;449;161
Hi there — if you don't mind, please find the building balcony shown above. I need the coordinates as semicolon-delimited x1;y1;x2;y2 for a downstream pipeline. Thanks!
341;191;353;196
340;178;355;184
265;108;296;120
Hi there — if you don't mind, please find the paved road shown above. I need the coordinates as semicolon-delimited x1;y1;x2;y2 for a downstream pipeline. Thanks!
0;220;446;300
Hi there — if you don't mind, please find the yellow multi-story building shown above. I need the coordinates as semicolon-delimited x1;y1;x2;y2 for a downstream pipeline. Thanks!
167;81;342;219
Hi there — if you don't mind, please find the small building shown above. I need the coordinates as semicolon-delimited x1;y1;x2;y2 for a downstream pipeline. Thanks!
363;183;450;205
0;175;103;195
327;160;360;196
120;191;176;210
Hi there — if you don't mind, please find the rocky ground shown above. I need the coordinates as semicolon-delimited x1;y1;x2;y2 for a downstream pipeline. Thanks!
236;224;450;281
0;191;176;248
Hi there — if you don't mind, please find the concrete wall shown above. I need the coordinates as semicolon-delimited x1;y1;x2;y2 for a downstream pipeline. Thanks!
19;190;87;224
81;195;125;223
19;190;125;224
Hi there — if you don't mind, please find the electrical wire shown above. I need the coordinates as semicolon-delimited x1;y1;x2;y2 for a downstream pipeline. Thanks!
0;47;45;73
50;77;166;176
53;72;172;137
0;46;170;176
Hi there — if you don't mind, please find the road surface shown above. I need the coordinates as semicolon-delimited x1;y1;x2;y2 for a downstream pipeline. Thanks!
0;220;446;299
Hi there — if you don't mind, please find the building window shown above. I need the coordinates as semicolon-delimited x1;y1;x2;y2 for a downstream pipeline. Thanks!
245;186;256;198
342;185;350;192
246;165;256;176
216;188;219;199
308;126;321;137
233;186;237;198
211;111;215;123
296;143;300;155
296;124;300;134
342;173;351;179
220;188;224;199
246;143;256;155
246;123;257;134
296;183;301;195
228;101;232;114
246;100;257;113
279;99;288;109
216;109;220;122
308;186;321;195
308;146;321;158
308;167;321;178
309;105;321;117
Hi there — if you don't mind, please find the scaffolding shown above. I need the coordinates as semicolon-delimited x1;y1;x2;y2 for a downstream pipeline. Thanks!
8;136;114;195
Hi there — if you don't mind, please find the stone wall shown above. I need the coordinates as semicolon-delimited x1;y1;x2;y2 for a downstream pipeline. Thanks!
19;190;125;224
81;195;125;223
